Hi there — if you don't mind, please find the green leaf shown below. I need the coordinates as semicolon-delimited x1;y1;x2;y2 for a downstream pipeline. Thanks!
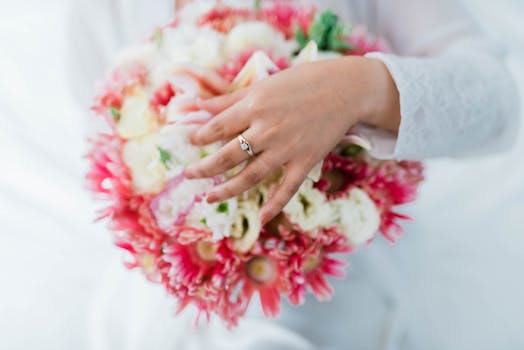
200;218;207;225
109;107;120;121
200;150;211;159
157;146;171;169
216;202;229;214
254;0;261;11
303;10;351;52
328;23;352;51
154;28;163;48
341;144;364;157
296;27;308;49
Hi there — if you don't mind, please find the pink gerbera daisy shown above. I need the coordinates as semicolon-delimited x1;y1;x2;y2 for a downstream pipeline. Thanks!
281;227;352;305
363;161;424;243
315;153;371;200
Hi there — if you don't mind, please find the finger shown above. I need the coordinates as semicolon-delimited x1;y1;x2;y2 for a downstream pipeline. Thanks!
190;101;250;145
259;165;310;226
185;128;258;179
199;88;248;115
206;153;280;204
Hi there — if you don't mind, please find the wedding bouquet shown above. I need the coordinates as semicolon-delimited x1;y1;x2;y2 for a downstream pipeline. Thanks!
87;0;424;327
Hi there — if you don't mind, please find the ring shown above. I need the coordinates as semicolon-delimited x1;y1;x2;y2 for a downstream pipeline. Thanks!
237;134;254;157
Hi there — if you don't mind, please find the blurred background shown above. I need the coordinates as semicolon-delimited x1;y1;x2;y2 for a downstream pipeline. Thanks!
0;0;523;349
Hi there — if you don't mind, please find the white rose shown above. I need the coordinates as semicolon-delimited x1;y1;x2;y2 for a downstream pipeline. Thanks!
122;135;165;195
163;26;226;69
225;21;297;58
122;124;205;194
115;42;161;68
116;88;158;139
334;188;381;246
190;28;226;68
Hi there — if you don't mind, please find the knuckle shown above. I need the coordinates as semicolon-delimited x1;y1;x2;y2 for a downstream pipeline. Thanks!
246;91;267;116
216;151;234;167
244;168;264;185
208;121;225;139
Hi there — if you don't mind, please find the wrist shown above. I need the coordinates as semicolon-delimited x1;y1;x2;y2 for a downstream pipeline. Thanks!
339;56;401;133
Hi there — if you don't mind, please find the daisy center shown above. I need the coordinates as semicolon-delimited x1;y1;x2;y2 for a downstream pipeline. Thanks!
246;256;276;284
303;254;321;273
195;241;217;262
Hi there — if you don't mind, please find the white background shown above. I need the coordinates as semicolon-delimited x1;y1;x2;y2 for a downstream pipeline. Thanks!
0;1;523;349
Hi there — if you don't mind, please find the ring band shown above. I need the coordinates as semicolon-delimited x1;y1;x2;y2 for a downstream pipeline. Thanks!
238;134;254;157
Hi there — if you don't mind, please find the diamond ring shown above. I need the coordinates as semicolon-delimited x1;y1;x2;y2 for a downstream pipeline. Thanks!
237;134;254;157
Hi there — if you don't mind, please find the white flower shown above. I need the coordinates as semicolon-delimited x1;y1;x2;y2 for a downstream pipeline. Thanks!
224;21;297;59
115;42;162;68
122;136;165;195
116;88;158;139
333;188;381;246
152;177;215;232
186;198;239;241
162;26;226;69
230;200;261;253
283;180;335;234
122;124;207;194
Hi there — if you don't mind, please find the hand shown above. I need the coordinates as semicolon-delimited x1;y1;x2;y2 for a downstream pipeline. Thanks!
185;56;400;225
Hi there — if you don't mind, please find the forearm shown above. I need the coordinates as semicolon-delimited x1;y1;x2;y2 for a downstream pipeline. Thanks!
367;50;520;159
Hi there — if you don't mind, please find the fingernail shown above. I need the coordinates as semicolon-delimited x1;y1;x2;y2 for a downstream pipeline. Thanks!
259;211;268;226
189;132;200;145
184;168;196;179
207;192;218;203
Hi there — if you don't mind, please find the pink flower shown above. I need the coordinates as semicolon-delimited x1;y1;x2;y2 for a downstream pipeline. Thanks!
149;82;176;115
281;227;352;305
314;153;371;200
197;6;251;33
161;238;227;322
92;63;149;127
85;133;132;215
237;251;289;319
261;2;316;39
362;161;424;243
347;26;392;55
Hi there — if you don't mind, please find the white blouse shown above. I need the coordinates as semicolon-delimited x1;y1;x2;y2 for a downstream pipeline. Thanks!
67;1;522;349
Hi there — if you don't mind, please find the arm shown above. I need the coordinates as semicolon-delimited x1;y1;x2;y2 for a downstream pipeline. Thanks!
185;0;520;224
364;0;520;159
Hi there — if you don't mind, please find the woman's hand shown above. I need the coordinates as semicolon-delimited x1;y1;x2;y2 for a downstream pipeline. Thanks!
185;56;400;225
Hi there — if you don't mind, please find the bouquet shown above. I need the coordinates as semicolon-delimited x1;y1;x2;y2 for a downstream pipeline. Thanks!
87;0;424;327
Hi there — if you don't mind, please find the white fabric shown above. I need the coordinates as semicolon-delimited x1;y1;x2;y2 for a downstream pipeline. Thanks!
1;0;522;350
67;1;522;350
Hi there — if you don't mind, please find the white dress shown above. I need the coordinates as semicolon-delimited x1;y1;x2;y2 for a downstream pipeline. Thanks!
67;1;522;349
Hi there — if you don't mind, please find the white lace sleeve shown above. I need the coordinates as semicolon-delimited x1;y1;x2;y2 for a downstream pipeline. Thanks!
361;0;520;160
